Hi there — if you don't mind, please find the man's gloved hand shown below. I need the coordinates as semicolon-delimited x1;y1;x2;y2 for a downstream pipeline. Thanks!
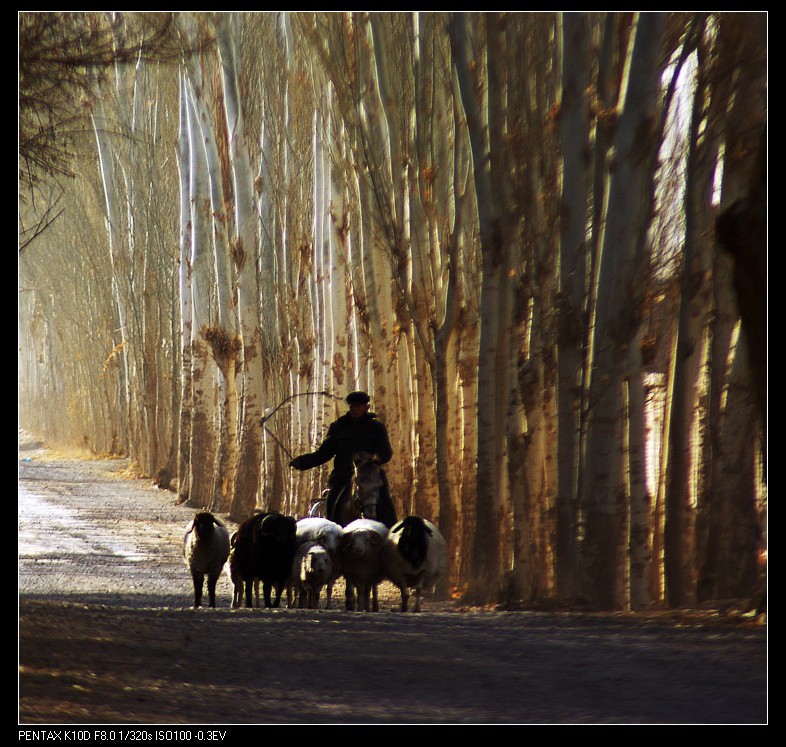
289;455;307;470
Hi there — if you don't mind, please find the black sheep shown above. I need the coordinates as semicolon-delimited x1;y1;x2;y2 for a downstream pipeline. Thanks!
233;512;297;608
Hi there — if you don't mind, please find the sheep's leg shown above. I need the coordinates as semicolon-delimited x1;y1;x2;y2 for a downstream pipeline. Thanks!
325;582;333;610
345;584;356;611
357;583;372;612
244;579;255;608
413;588;422;613
263;581;284;608
354;583;365;612
400;588;410;613
262;581;273;608
207;573;219;608
191;570;205;608
371;584;379;612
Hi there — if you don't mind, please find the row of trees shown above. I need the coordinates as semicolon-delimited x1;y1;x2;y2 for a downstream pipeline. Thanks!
18;11;766;609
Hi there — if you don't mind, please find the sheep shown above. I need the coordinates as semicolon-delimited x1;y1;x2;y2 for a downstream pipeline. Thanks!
183;511;231;608
228;530;259;608
382;515;447;612
337;518;389;612
289;541;334;609
295;517;343;555
233;511;297;608
289;517;343;609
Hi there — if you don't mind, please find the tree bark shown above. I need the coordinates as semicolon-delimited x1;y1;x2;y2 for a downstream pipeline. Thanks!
180;25;240;513
582;13;665;610
450;13;511;603
215;15;266;521
555;11;592;601
183;75;218;510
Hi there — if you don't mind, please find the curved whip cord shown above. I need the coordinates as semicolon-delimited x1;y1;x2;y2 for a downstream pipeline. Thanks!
259;390;344;459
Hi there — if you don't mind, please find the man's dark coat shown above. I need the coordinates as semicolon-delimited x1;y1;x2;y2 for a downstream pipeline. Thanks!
290;412;396;527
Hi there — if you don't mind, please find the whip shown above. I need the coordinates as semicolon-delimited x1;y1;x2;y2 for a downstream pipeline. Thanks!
259;390;344;459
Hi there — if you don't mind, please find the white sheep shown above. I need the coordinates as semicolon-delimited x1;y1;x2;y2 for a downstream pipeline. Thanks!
289;541;334;609
183;512;231;608
295;517;343;555
290;517;343;609
382;516;447;612
337;518;389;612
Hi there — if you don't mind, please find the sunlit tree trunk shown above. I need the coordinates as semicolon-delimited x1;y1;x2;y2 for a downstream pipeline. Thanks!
362;12;414;512
91;95;131;455
176;68;194;504
373;12;443;519
450;13;513;603
507;14;561;604
259;11;292;510
131;58;162;478
582;13;665;609
434;120;468;586
215;15;266;521
184;75;218;510
327;114;354;395
181;28;240;513
662;42;714;609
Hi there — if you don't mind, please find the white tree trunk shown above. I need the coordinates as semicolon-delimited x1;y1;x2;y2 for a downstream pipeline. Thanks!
91;97;131;453
176;67;194;503
184;75;218;509
215;14;267;520
180;24;240;513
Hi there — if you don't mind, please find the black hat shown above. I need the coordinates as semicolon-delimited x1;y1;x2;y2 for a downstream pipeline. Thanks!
346;391;370;405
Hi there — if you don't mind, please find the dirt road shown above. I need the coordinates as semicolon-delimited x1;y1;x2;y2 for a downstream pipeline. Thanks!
18;440;767;726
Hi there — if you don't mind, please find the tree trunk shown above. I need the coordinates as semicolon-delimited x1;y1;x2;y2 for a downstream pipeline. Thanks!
176;68;194;504
215;15;266;521
555;11;592;601
662;51;716;608
450;13;511;603
184;78;218;510
180;30;240;513
91;96;131;456
582;13;665;610
626;323;651;609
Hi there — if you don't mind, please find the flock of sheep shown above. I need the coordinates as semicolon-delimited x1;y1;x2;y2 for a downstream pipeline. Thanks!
182;510;448;613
